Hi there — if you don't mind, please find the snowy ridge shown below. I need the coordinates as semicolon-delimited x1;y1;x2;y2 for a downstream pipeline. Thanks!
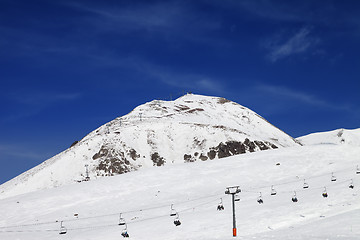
297;128;360;146
0;94;299;199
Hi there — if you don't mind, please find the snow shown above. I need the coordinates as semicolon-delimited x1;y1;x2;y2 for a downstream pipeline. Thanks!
0;143;359;239
297;128;360;146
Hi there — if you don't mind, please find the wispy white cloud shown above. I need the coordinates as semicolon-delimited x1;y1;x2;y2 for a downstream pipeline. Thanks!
256;84;353;112
2;92;82;122
79;53;226;95
231;0;306;22
213;0;337;26
64;1;221;34
264;27;319;62
139;62;226;94
68;1;181;31
12;92;81;106
0;144;47;160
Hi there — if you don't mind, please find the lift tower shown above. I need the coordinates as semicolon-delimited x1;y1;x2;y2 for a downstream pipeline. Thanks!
225;186;241;237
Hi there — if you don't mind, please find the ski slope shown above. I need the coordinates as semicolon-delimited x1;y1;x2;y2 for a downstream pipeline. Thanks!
0;143;359;239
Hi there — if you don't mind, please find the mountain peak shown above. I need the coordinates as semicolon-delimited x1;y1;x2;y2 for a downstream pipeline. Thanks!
0;94;299;199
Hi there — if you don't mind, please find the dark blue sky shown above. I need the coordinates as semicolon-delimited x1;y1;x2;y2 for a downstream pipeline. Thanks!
0;0;359;184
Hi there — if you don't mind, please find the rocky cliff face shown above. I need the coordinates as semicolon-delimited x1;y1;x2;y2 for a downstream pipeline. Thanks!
0;94;300;198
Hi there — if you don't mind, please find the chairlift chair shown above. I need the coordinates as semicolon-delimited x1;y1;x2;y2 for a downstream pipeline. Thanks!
59;221;67;235
349;179;354;189
121;224;129;238
257;192;263;204
356;165;360;174
234;194;240;202
173;213;181;226
270;185;277;196
118;213;126;226
217;198;225;211
303;179;309;189
331;172;337;182
322;187;328;198
170;204;177;217
121;229;130;238
291;191;298;202
121;230;130;237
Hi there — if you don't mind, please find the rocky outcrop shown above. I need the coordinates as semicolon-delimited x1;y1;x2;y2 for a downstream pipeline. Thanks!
183;139;278;162
93;146;140;176
151;152;165;166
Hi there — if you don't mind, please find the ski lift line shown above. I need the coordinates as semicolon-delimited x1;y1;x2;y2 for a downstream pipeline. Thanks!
0;228;58;233
1;174;356;231
0;220;59;229
0;199;221;235
50;200;218;234
0;167;357;231
243;167;358;193
56;189;360;233
0;198;219;233
242;178;356;197
0;174;356;232
237;181;358;206
178;197;221;214
0;192;226;230
0;213;174;234
1;188;358;235
59;192;224;222
63;213;171;232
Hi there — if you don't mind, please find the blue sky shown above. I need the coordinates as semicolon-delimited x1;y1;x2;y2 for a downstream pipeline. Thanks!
0;0;359;184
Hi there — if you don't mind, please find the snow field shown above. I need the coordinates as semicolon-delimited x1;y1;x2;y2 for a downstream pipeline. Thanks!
0;143;359;239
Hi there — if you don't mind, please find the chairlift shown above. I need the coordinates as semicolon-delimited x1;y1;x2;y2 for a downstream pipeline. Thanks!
322;187;328;198
356;165;360;174
121;224;129;238
349;179;354;189
291;191;298;202
118;213;126;226
257;192;263;204
234;194;240;202
217;198;225;211
225;186;241;195
270;185;277;196
303;179;309;189
173;213;181;226
59;221;67;235
170;204;177;217
331;172;337;182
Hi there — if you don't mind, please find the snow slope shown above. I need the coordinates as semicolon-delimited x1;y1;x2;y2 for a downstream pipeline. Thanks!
0;94;299;199
0;143;359;240
297;128;360;146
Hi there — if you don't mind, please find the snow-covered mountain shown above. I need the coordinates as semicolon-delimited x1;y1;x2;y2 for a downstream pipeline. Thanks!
0;94;300;199
297;128;360;146
0;94;359;239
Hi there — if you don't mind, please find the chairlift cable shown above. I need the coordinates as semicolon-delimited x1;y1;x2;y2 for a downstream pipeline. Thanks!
0;166;358;234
